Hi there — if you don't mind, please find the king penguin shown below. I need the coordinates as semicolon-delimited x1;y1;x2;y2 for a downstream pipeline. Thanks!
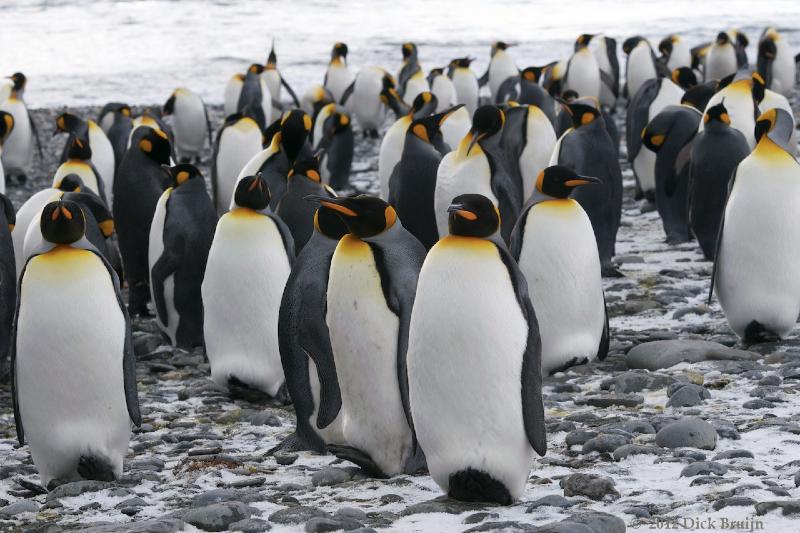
398;42;429;102
510;166;608;374
54;112;115;207
224;73;245;117
699;74;760;148
448;57;480;116
203;174;294;400
0;192;14;381
52;136;107;204
261;42;300;123
346;67;392;138
710;108;800;343
312;194;425;477
481;42;519;103
114;127;172;315
592;36;620;110
162;87;211;163
688;102;750;259
659;35;692;71
276;157;336;251
427;68;457;112
0;111;13;194
757;27;797;98
311;104;354;190
705;32;739;82
516;67;557;124
211;112;264;214
623;37;659;99
104;104;133;173
237;64;272;130
550;98;622;276
500;103;557;203
0;73;41;184
12;200;140;489
301;85;335;119
98;103;129;133
324;42;355;104
149;164;217;349
564;34;601;100
408;193;546;504
278;204;348;453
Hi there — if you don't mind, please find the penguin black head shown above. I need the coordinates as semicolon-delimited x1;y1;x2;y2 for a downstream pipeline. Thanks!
659;36;676;57
40;200;86;245
561;99;601;128
331;42;349;61
759;36;777;61
402;42;418;60
716;32;731;46
266;43;278;68
463;105;505;156
321;107;351;138
55;112;85;135
410;91;438;118
0;111;13;144
234;174;271;210
754;108;794;147
138;127;172;165
447;194;500;238
162;163;202;189
622;36;645;55
535;165;602;199
671;67;697;89
56;174;85;193
429;67;444;77
8;72;26;92
451;57;474;68
379;75;401;105
574;34;595;51
248;63;265;75
314;204;349;240
750;71;766;103
66;136;92;160
521;66;544;83
163;92;176;115
492;42;514;55
288;158;322;184
311;195;397;238
280;110;312;164
734;31;749;49
704;101;731;126
681;81;716;110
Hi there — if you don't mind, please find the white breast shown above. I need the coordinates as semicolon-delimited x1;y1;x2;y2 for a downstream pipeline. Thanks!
0;98;33;175
172;89;207;161
667;40;692;70
403;71;430;104
440;106;471;153
259;77;273;126
700;81;756;148
223;76;243;117
430;75;457;112
434;151;496;239
13;189;63;277
452;68;479;115
565;49;600;100
87;121;116;207
325;63;355;103
53;161;101;197
771;38;797;97
352;67;386;131
148;189;179;345
378;116;411;199
635;79;684;193
261;70;282;123
215;119;264;214
705;43;737;82
519;107;557;202
627;42;657;98
489;51;518;100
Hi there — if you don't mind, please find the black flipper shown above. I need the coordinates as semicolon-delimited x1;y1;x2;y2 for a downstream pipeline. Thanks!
339;81;356;106
28;110;44;159
478;67;490;87
327;444;388;478
597;295;610;361
599;70;617;97
508;203;531;261
708;166;738;305
495;75;520;103
281;75;301;107
150;247;180;329
203;103;213;152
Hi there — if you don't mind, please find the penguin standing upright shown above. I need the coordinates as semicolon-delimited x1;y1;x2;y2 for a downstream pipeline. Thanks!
711;109;800;343
448;57;480;116
276;158;336;251
301;85;336;119
592;36;620;110
0;111;13;194
757;27;797;97
312;104;354;190
511;166;608;375
162;88;211;163
564;34;601;100
0;73;40;183
211;113;264;214
261;42;300;123
149;164;216;349
278;205;348;452
324;42;355;103
98;103;129;133
398;43;429;102
705;32;738;82
312;195;425;477
551;98;622;276
105;104;132;173
54;113;115;206
427;68;457;112
699;75;759;148
12;200;140;489
114;127;172;315
203;174;294;400
659;35;692;70
689;102;750;259
623;37;659;99
515;67;556;124
0;193;14;380
482;42;518;103
347;67;392;137
224;73;245;117
435;105;520;243
237;64;272;130
501;104;557;203
52;136;107;203
408;193;546;504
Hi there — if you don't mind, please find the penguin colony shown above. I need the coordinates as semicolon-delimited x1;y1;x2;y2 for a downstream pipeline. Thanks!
0;28;798;505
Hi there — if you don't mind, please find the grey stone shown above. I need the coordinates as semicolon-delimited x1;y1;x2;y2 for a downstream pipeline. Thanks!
560;512;626;533
743;399;775;409
612;444;663;461
115;497;147;509
613;372;650;393
311;467;353;487
463;512;499;524
274;452;298;466
304;517;364;532
46;480;109;501
712;450;754;460
83;518;186;532
680;461;729;477
712;497;756;511
626;340;757;371
248;412;281;426
183;502;250;532
655;417;717;450
0;499;40;516
710;419;741;440
582;434;630;454
755;500;800;516
228;518;272;532
599;419;656;435
623;506;650;518
667;385;709;407
560;473;619;501
336;507;367;521
192;489;241;507
467;522;537;532
526;495;577;511
402;496;486;515
269;507;329;525
584;395;643;408
565;430;598;447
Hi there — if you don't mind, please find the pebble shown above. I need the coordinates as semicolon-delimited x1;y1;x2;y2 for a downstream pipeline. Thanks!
304;516;364;532
46;480;109;501
0;499;40;517
655;417;717;450
560;473;620;501
712;449;754;461
582;434;630;454
182;502;251;532
754;501;800;516
269;506;329;525
667;384;710;407
742;399;776;409
526;495;577;511
311;467;353;487
228;518;272;532
612;444;663;461
626;340;757;371
679;461;728;477
582;394;644;408
712;496;756;510
565;430;598;447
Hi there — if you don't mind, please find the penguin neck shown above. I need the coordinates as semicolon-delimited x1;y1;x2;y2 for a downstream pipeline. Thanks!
330;56;345;67
753;135;793;163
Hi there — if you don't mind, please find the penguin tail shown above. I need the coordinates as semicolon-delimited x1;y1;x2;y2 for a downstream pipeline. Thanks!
327;444;388;479
77;454;116;482
448;468;512;505
227;376;289;405
744;321;780;345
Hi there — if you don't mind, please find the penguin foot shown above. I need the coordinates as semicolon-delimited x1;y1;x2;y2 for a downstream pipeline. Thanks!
744;321;780;345
665;233;690;246
448;468;512;505
266;432;325;455
548;356;589;376
77;454;115;482
601;265;625;278
227;376;290;405
327;444;388;478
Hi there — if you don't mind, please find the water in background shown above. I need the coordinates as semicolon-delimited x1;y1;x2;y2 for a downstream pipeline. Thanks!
1;0;799;108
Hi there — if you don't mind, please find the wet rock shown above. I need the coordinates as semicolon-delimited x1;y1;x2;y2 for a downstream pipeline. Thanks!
565;430;598;447
613;371;651;393
712;496;756;510
46;480;109;501
304;516;364;532
626;340;757;371
623;506;650;518
582;434;630;454
274;451;298;465
672;306;708;320
560;473;619;501
0;499;40;516
466;522;537;532
598;419;655;435
311;467;353;487
526;495;577;511
115;497;147;509
655;417;717;450
582;395;643;408
667;384;709;407
709;419;740;440
612;444;663;461
133;332;163;355
680;461;728;477
182;502;250;531
712;450;754;460
560;512;626;533
269;506;329;525
402;496;487;515
228;518;272;532
754;500;800;516
463;512;499;524
742;399;775;409
248;412;281;426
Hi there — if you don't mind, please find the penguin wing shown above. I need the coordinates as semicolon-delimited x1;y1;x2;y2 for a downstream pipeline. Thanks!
339;81;356;105
500;106;528;183
605;37;620;95
599;69;618;96
708;165;738;305
27;107;44;159
210;124;226;206
494;242;546;456
267;213;296;267
596;294;610;361
203;101;213;149
151;236;182;327
626;80;659;162
478;66;490;87
62;191;114;237
508;204;532;261
495;75;520;104
280;73;301;107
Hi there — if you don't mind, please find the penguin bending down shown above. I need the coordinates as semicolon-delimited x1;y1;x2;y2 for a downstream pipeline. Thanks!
97;102;129;133
276;158;336;252
12;200;140;489
500;104;557;203
550;98;622;276
312;195;426;477
659;35;692;71
149;164;217;349
324;42;355;103
311;104;354;190
237;64;272;130
0;193;15;381
758;28;796;97
710;109;800;343
211;113;264;214
104;104;132;173
398;42;429;102
688;102;750;260
203;174;294;400
481;42;518;103
408;193;546;504
623;37;658;99
0;73;41;183
0;111;14;194
564;34;601;100
54;113;115;206
516;67;556;124
277;205;348;453
301;85;335;120
592;36;620;111
705;32;738;82
639;103;701;244
162;88;211;163
448;57;480;116
435;105;520;244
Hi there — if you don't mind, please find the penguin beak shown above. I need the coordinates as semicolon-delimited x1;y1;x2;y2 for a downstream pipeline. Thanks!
466;132;485;156
447;203;478;220
565;175;602;187
305;195;358;217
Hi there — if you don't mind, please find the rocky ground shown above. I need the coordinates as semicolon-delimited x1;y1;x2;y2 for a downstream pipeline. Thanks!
1;100;800;533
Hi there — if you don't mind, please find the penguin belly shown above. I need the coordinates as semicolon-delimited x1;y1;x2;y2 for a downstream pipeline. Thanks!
716;155;800;339
87;122;116;207
352;68;386;131
452;69;479;115
262;70;282;123
214;122;263;213
440;107;471;153
326;236;412;476
224;76;243;117
12;189;63;276
565;50;600;100
403;72;429;104
202;209;289;396
593;43;616;109
431;76;456;112
519;109;557;201
378;117;411;199
519;201;604;374
770;41;796;97
173;93;207;161
489;53;518;101
434;153;496;239
626;45;656;98
705;45;737;81
326;64;355;103
701;86;756;148
53;162;101;197
16;247;130;487
408;237;532;501
667;41;692;70
307;357;345;444
258;78;274;127
149;190;179;344
0;99;33;175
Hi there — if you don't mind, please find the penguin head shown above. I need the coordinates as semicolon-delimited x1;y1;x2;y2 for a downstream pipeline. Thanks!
759;35;777;61
162;92;177;115
314;204;349;240
280;110;312;164
561;98;601;128
379;75;402;105
288;158;322;184
8;72;26;92
312;195;397;238
733;30;749;49
680;81;716;111
750;71;766;103
715;32;731;46
248;63;265;75
535;165;601;199
66;136;92;160
138;127;172;165
622;36;645;55
54;112;85;135
320;106;351;138
560;89;580;102
162;163;202;189
671;67;697;90
450;57;474;69
703;101;731;126
55;174;86;193
331;42;349;62
234;174;271;211
574;34;595;51
0;111;13;145
410;91;438;118
491;42;514;56
461;105;505;156
427;67;445;86
266;42;278;69
402;42;418;61
521;66;544;84
754;108;794;149
447;194;500;238
659;35;677;57
40;200;86;245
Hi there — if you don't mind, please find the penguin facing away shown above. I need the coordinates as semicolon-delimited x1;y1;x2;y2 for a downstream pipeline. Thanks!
203;174;294;400
408;193;546;504
592;36;620;110
148;164;217;349
52;136;107;204
276;157;337;252
162;87;211;163
0;72;41;182
482;42;519;102
237;63;272;130
262;42;301;123
0;192;15;381
705;32;738;82
312;195;426;478
211;112;264;214
710;109;800;343
324;42;355;103
757;27;797;97
564;34;601;100
501;103;557;203
398;42;429;102
277;205;349;453
105;104;133;173
448;57;480;116
427;68;457;112
224;73;245;117
312;104;354;190
54;112;116;206
12;200;140;489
